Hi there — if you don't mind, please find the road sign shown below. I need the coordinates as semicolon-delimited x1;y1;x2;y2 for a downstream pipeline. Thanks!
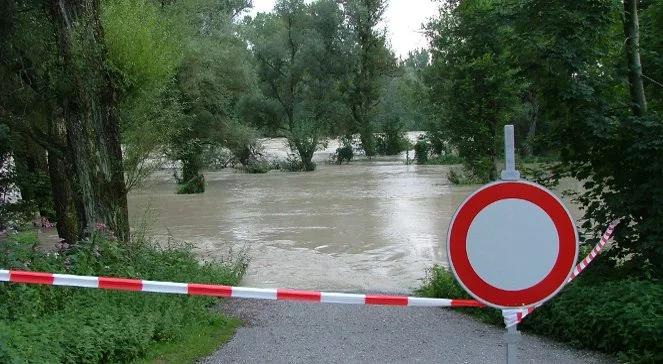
447;180;578;309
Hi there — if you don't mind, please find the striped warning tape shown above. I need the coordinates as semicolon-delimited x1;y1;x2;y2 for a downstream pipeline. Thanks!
0;269;483;308
0;221;618;321
503;219;620;327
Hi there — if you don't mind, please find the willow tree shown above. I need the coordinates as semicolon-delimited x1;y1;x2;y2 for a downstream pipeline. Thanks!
344;0;393;157
248;0;350;171
50;0;129;240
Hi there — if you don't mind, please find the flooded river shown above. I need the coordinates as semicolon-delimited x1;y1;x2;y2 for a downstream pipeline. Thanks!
31;135;581;293
130;152;477;293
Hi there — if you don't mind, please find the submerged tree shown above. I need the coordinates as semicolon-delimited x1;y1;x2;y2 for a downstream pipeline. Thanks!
248;0;350;171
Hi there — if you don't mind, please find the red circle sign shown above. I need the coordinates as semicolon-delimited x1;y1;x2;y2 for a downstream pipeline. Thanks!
447;181;578;308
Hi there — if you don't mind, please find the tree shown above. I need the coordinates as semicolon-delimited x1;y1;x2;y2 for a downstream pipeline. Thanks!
505;0;663;278
248;0;350;171
49;0;130;240
426;0;525;182
344;0;394;157
623;0;648;115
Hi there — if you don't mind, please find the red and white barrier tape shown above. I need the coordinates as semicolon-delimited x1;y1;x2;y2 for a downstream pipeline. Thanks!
0;269;483;308
502;220;620;327
0;221;617;319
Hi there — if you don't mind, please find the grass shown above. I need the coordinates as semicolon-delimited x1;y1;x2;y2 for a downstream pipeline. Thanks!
0;231;248;363
137;316;241;364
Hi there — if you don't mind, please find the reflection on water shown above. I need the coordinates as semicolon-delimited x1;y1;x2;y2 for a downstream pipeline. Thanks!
129;159;475;293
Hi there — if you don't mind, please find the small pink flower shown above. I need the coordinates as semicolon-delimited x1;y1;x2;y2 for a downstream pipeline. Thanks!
95;222;107;231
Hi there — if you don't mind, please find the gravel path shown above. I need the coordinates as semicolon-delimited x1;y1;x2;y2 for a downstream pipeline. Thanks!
202;299;614;364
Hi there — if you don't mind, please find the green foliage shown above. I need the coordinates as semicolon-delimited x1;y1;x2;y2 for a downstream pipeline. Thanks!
177;174;205;194
276;155;316;172
102;0;182;96
428;154;464;166
447;167;484;185
0;232;247;363
344;0;395;156
414;138;430;164
335;138;354;164
418;265;663;362
375;125;409;156
416;265;501;325
522;280;663;363
241;161;274;174
425;0;663;278
247;0;349;168
569;114;663;278
425;0;526;182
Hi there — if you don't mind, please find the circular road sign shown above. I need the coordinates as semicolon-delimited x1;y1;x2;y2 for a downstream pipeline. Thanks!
447;180;578;309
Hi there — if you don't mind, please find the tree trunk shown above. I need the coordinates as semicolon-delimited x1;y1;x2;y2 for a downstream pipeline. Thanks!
50;0;129;241
623;0;647;116
48;117;82;243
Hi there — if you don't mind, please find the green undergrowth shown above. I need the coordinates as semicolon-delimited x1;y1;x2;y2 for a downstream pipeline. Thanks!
0;231;248;363
417;265;663;363
426;154;464;165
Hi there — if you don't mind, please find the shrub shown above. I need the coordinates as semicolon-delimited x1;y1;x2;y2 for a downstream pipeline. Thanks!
418;265;663;362
242;160;272;174
376;124;410;156
447;167;484;185
428;154;463;165
335;145;354;165
177;174;205;194
0;232;247;363
414;138;430;164
522;279;663;363
276;155;315;172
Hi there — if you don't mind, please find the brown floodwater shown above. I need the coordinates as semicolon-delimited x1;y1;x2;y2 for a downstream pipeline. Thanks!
129;159;478;293
34;135;582;293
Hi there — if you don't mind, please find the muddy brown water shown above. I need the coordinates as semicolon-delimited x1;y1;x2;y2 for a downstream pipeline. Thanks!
129;159;479;293
37;135;583;293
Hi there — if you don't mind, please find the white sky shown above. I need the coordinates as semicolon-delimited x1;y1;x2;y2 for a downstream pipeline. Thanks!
247;0;438;59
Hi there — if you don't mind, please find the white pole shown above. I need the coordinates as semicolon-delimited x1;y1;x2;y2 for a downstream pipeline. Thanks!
502;125;520;364
500;125;520;181
505;324;520;364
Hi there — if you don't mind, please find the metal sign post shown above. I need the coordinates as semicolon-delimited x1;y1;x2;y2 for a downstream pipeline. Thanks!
502;125;520;364
500;125;520;181
448;126;579;363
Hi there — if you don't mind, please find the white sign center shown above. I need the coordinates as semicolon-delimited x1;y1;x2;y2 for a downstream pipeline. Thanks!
466;198;559;291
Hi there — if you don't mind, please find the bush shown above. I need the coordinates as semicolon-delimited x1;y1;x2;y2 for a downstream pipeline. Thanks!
335;145;354;165
276;155;316;172
0;232;247;363
414;138;430;164
428;154;463;165
177;174;205;194
418;266;663;362
241;160;272;174
376;124;410;156
522;280;663;363
447;167;484;185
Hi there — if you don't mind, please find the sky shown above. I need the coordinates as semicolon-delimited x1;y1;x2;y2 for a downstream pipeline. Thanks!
247;0;439;59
